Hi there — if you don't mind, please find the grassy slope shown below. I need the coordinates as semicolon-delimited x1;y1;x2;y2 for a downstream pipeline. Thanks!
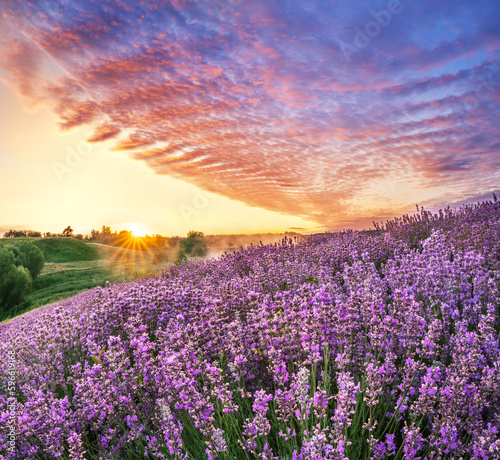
0;238;169;320
0;237;101;262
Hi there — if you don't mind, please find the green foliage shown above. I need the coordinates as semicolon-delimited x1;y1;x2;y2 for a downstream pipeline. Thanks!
179;230;207;258
303;275;319;284
174;250;188;265
0;248;31;313
12;241;45;279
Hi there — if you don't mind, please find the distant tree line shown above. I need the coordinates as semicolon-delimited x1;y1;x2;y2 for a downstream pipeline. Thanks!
0;241;44;318
3;230;42;238
3;226;87;240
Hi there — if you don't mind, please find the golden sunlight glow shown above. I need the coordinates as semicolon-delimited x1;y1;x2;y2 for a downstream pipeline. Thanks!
105;227;158;276
124;223;148;237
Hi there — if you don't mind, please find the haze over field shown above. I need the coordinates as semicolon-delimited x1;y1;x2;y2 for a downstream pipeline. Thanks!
0;0;499;235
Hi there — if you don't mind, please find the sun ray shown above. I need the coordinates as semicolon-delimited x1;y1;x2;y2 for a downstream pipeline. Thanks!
102;228;159;279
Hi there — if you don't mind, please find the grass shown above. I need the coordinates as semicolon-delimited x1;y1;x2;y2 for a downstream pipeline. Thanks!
0;237;101;262
32;266;116;306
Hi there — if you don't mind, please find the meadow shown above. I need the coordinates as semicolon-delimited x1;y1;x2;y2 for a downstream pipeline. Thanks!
0;238;171;321
1;199;499;459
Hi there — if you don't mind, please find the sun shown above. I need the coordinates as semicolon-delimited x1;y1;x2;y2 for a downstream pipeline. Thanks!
127;223;148;237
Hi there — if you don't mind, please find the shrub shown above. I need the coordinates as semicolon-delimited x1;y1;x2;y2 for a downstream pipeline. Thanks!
12;241;45;279
180;230;207;257
0;248;31;313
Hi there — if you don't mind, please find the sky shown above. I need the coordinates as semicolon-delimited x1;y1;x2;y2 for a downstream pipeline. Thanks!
0;0;499;236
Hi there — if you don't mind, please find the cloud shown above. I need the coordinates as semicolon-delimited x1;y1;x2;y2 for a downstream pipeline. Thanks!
113;136;156;151
87;124;121;143
1;0;500;229
0;38;45;108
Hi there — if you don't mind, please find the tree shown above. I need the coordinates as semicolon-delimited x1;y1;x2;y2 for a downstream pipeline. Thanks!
179;231;207;258
4;230;26;238
0;248;31;312
12;241;45;279
62;226;74;237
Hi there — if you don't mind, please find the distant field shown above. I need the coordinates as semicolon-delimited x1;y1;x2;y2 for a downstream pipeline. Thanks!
0;237;172;320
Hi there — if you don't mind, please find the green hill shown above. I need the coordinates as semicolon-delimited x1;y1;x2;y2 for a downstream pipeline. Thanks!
0;237;101;263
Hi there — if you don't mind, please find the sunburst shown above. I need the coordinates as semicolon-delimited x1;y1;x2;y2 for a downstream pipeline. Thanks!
127;223;148;237
105;225;157;274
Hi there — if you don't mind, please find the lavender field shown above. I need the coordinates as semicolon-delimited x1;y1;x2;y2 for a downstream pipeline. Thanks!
1;200;500;459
